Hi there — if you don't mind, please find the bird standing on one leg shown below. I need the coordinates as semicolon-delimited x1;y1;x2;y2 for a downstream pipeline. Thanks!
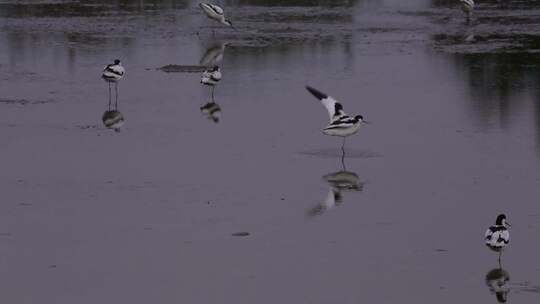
460;0;475;23
305;86;368;151
485;214;511;264
102;59;125;106
199;3;235;32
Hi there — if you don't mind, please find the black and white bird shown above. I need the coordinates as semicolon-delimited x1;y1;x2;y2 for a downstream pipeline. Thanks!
201;66;222;98
306;86;368;150
102;59;125;83
485;214;511;262
460;0;475;22
102;59;125;104
201;66;222;86
199;3;234;30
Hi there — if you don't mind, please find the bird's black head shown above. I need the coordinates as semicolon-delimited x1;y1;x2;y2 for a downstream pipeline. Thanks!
495;214;507;225
355;115;364;121
114;59;121;65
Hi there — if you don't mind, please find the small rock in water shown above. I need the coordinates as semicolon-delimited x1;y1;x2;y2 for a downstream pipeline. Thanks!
232;232;250;237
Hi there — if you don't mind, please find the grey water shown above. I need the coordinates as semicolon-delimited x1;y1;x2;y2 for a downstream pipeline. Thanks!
1;0;540;303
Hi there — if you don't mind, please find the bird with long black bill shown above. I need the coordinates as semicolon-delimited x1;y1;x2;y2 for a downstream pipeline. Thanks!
306;86;368;152
102;59;125;105
485;214;511;264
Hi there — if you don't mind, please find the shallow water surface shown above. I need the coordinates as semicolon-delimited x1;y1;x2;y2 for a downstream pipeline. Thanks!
1;1;540;303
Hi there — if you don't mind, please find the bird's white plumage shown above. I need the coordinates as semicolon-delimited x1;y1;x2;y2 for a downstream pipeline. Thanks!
199;3;230;26
485;226;510;251
323;117;362;137
200;67;222;86
202;3;223;15
321;95;345;121
102;61;125;82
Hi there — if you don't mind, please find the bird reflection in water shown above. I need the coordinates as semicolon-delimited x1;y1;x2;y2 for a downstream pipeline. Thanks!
200;41;228;68
485;266;510;303
307;149;364;217
102;95;124;132
200;99;221;123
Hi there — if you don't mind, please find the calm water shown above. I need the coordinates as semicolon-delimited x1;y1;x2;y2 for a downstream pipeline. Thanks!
1;1;540;303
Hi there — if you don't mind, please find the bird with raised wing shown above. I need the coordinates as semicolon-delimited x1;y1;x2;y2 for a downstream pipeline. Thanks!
306;86;368;151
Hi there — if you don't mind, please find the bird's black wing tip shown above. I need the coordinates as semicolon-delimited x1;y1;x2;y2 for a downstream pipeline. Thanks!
305;86;327;100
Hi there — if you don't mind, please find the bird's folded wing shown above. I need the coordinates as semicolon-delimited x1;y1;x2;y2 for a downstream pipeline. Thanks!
324;116;356;129
104;65;124;76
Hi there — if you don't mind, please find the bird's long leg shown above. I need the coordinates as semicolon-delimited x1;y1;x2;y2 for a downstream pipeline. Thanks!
341;148;346;171
498;251;502;267
108;82;112;110
341;137;346;170
115;83;119;109
211;86;215;100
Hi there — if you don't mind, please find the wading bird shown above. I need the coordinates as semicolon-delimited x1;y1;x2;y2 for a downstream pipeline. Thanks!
306;86;368;151
199;3;234;32
485;214;511;263
102;59;125;104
